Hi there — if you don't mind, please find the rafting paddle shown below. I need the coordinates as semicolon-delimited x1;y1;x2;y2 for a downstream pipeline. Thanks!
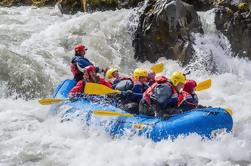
84;83;121;95
38;98;69;105
94;110;133;117
39;79;212;105
150;63;164;74
195;79;211;91
85;79;211;95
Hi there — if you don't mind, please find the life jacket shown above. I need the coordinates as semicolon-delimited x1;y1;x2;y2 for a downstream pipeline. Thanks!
143;76;168;105
109;76;130;87
114;78;134;91
69;76;112;97
71;56;80;74
70;55;92;82
70;63;79;77
143;76;178;109
68;80;86;97
178;91;198;111
98;77;112;88
88;76;112;89
133;80;148;93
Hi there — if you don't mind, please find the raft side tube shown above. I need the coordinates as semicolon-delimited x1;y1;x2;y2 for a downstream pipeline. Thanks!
53;79;77;98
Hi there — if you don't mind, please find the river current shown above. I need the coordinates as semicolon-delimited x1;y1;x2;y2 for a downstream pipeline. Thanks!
0;6;251;166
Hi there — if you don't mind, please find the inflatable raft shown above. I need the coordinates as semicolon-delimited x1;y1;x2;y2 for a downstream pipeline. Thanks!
50;79;233;142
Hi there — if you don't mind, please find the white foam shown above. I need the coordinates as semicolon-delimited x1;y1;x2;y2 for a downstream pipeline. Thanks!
0;6;251;166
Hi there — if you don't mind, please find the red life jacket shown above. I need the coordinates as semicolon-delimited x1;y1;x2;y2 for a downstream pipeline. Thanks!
143;76;177;105
99;77;112;88
155;75;168;83
69;80;86;97
70;63;79;76
121;76;132;81
69;77;112;97
178;91;198;107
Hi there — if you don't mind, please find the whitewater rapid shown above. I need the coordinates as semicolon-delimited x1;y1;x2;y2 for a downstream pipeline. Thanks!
0;6;251;166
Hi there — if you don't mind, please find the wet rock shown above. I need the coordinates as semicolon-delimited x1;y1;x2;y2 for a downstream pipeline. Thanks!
133;0;203;64
182;0;214;11
215;3;251;59
18;0;144;14
0;0;19;6
0;0;56;7
56;0;83;14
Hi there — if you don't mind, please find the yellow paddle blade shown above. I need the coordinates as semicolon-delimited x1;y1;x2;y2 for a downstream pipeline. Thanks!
225;108;233;116
150;63;164;74
84;83;121;95
38;98;67;105
94;110;133;117
196;79;212;91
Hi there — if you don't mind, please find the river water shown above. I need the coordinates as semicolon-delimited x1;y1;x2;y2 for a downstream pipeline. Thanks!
0;6;251;166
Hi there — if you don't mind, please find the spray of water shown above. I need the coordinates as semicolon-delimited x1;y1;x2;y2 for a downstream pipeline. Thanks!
0;6;251;166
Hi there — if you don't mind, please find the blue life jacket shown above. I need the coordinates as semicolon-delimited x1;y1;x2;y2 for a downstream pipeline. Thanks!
129;82;148;103
71;54;93;68
71;54;100;82
114;80;148;103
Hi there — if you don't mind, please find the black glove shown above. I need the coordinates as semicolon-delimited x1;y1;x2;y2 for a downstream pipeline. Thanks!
197;105;208;108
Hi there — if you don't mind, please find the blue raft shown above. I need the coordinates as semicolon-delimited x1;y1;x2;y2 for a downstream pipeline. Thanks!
51;79;233;142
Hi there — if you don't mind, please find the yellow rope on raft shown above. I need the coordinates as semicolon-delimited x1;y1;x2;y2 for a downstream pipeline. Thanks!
225;108;233;116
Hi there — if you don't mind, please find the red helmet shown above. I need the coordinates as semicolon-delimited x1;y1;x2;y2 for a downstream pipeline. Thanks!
74;44;87;52
85;65;96;74
183;80;197;93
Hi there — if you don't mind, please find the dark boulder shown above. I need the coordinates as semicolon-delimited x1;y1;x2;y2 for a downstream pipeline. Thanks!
133;0;203;64
215;2;251;59
0;0;143;13
182;0;214;11
0;0;57;7
56;0;144;14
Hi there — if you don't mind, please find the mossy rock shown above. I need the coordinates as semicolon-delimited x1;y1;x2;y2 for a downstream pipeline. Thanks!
88;0;118;8
0;0;15;7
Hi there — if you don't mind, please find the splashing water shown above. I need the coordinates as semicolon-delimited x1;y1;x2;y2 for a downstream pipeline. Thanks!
0;6;137;99
0;6;251;166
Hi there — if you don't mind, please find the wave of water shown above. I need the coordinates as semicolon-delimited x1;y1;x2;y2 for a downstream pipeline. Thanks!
0;6;137;99
0;6;251;166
